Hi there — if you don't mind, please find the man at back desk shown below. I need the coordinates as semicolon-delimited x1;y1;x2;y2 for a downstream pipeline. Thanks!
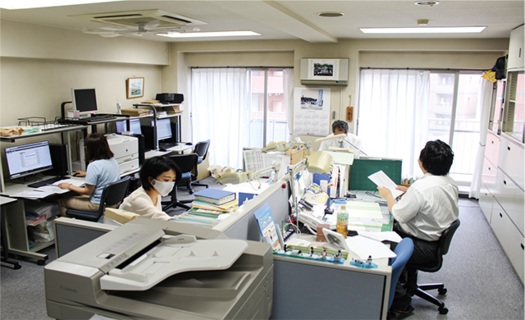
377;140;459;317
319;120;364;153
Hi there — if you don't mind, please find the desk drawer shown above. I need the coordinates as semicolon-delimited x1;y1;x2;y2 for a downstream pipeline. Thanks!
485;132;500;166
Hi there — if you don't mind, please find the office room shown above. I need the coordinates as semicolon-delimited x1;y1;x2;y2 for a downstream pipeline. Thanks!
0;1;523;319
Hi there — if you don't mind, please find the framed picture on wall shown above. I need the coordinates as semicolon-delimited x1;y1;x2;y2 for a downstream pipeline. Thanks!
126;77;144;99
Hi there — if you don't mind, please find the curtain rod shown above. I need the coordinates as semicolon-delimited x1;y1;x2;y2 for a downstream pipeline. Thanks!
190;66;293;69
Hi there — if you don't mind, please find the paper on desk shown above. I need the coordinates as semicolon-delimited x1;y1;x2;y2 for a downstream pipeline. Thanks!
346;235;396;260
52;179;85;187
36;185;70;194
11;190;54;199
358;231;402;243
368;170;404;199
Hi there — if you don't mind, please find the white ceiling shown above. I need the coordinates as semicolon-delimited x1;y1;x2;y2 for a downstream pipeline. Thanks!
1;0;524;43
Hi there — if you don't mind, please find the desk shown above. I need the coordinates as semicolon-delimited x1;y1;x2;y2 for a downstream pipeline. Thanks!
0;176;85;264
1;196;22;269
144;144;193;159
272;234;391;320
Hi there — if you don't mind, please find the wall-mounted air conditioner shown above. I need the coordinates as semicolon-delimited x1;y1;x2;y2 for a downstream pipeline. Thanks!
300;58;349;86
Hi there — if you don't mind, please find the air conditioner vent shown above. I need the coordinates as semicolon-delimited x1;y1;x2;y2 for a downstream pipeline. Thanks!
70;9;206;29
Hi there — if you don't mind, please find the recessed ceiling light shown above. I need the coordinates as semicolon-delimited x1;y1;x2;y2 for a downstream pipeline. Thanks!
415;1;439;6
318;12;344;18
359;26;486;34
0;0;123;10
157;30;260;38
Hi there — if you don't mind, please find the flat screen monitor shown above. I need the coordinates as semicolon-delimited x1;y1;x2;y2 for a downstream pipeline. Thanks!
5;141;53;179
116;119;142;135
155;119;172;141
71;88;97;114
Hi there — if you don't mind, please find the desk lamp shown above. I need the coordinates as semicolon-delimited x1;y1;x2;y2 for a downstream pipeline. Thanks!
216;162;281;185
315;134;367;156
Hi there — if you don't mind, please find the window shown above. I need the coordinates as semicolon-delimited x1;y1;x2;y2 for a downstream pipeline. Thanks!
246;69;289;148
359;69;485;184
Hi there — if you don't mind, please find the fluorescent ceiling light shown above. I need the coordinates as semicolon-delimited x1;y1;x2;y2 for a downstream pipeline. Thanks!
0;0;123;10
360;26;486;34
157;31;260;38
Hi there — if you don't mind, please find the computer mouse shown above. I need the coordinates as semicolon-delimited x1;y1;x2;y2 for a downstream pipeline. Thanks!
159;147;168;152
185;142;193;146
73;172;80;177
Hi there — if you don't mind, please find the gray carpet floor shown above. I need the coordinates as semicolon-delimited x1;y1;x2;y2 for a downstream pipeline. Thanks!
1;179;523;320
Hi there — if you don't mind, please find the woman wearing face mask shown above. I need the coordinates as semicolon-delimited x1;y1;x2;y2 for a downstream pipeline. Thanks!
119;156;180;221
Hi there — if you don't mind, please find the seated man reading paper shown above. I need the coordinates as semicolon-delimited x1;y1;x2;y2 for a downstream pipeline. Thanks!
319;120;364;154
377;140;459;318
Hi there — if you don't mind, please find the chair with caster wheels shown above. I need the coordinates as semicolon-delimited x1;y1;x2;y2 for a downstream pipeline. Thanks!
406;219;460;315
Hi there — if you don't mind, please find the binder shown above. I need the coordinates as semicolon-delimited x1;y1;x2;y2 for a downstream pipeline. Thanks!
193;188;236;205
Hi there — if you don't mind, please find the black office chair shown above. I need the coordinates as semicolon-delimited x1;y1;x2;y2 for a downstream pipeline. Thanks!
191;140;211;190
162;153;198;210
66;177;131;222
406;219;461;315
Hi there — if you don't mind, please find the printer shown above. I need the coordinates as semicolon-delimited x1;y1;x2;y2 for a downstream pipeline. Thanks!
45;219;274;320
106;134;139;175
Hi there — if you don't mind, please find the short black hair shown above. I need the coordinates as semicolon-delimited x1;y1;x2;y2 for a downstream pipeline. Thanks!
85;133;114;162
419;140;454;176
139;156;180;191
332;120;349;134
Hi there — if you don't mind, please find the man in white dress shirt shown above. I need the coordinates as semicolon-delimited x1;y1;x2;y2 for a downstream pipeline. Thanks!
319;120;364;153
378;140;459;317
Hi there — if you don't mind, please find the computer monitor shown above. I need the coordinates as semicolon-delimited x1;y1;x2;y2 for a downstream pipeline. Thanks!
5;141;53;180
155;119;172;141
117;119;142;135
71;88;97;116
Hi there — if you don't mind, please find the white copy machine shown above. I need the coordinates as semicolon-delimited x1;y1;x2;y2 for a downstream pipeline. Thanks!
45;219;274;320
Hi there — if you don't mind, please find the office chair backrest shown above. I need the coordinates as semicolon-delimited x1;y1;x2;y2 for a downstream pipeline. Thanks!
66;176;130;222
389;238;414;310
101;177;131;207
168;153;199;182
193;140;210;161
438;219;460;256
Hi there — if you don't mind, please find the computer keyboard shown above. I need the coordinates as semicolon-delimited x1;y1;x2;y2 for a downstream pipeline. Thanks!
159;142;179;149
89;114;117;121
28;176;65;188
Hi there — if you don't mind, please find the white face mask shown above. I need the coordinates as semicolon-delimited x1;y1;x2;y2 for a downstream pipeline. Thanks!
153;179;175;197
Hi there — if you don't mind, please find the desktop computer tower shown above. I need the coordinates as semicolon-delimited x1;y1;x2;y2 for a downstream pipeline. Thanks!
49;144;69;177
131;134;145;166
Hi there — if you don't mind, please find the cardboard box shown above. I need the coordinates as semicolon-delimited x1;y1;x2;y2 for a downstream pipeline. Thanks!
170;105;183;113
290;148;305;165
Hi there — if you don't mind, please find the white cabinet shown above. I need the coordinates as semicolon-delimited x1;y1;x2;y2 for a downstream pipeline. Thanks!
507;25;524;70
491;201;524;282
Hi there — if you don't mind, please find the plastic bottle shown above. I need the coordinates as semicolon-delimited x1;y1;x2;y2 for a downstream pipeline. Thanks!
268;171;275;185
336;205;349;238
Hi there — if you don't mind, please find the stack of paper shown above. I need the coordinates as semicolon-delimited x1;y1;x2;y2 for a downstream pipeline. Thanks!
346;201;384;227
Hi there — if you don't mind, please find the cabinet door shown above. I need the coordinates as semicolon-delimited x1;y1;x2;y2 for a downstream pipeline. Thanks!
478;182;494;223
482;157;498;195
485;132;500;167
507;25;524;70
491;202;524;283
499;136;524;191
495;168;523;235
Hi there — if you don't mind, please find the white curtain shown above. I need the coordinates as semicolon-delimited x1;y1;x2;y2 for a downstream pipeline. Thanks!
283;68;294;139
359;69;431;179
469;79;493;198
191;68;248;169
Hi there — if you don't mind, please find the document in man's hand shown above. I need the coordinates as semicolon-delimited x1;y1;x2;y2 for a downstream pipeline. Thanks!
368;170;404;199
